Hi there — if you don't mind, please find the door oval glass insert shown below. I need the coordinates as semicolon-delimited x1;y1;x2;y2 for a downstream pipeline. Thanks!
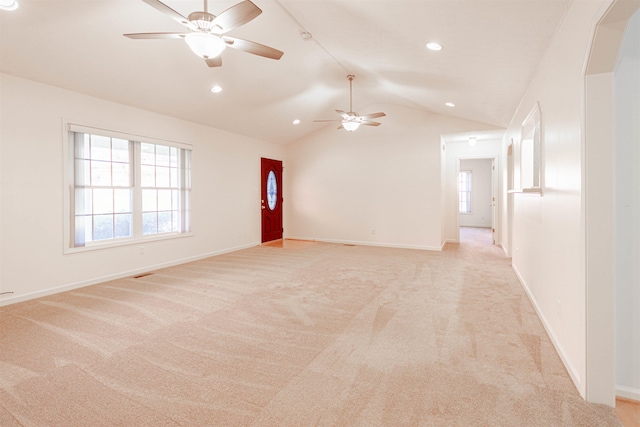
267;170;277;210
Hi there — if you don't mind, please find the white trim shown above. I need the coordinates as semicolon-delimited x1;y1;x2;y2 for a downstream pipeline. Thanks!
0;242;259;307
512;263;582;390
63;123;193;252
67;122;193;150
64;232;195;255
287;236;444;252
616;386;640;402
500;243;509;257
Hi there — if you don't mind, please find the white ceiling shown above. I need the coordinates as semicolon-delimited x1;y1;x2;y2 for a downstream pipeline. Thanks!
0;0;570;145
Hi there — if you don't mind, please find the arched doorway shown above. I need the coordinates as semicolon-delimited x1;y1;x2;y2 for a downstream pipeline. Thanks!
584;0;640;405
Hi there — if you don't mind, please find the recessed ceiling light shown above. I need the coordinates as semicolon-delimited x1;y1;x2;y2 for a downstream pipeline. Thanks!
210;85;222;93
0;0;19;10
292;119;301;125
445;102;455;107
426;42;442;51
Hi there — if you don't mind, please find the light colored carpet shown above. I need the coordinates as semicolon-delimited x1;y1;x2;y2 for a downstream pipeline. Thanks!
0;229;621;426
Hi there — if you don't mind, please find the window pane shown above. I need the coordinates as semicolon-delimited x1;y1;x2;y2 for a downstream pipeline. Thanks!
170;167;178;188
158;211;172;233
93;214;114;240
114;214;132;238
156;144;170;167
142;189;157;212
158;189;172;211
267;171;277;210
112;139;130;162
142;212;157;235
114;189;131;213
91;135;111;161
93;188;113;214
112;162;130;187
141;143;155;165
172;211;179;230
172;190;179;210
141;165;155;187
75;188;92;215
170;147;178;167
91;160;112;186
156;166;170;187
71;131;191;248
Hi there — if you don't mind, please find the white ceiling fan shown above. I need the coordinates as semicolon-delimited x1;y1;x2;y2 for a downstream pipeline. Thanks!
124;0;283;68
314;75;386;131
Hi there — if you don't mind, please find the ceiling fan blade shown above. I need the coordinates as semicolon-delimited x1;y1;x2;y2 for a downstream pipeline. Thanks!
222;36;283;60
360;121;382;126
205;57;222;67
313;119;339;123
335;110;350;119
141;0;196;30
359;112;386;120
124;32;186;39
337;124;345;130
211;0;262;34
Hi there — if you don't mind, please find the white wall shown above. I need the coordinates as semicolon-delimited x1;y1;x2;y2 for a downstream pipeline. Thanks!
503;0;615;399
0;74;285;305
459;159;492;228
614;8;640;400
285;104;499;250
442;135;503;243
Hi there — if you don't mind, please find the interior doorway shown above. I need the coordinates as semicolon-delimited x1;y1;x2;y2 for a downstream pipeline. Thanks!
261;157;283;243
457;157;497;245
584;0;640;405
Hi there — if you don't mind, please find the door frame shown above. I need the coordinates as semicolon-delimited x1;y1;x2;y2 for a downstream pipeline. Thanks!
583;0;640;405
454;155;500;244
260;157;283;243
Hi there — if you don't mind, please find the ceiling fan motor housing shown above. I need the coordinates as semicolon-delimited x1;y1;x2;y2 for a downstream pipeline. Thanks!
188;11;218;32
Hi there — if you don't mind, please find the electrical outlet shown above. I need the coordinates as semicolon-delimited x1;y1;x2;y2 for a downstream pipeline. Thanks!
139;246;145;255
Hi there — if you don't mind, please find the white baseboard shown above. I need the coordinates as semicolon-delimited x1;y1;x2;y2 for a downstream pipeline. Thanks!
617;385;640;402
0;242;259;307
511;263;583;395
500;243;509;257
287;236;443;252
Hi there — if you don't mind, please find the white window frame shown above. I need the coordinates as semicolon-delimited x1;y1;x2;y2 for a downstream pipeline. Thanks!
63;122;193;253
459;170;472;214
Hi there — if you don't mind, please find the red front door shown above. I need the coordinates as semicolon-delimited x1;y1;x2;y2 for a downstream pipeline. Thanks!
261;158;283;243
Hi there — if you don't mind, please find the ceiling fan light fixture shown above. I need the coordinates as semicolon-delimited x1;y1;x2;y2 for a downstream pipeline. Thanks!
185;32;226;59
0;0;18;10
342;121;361;132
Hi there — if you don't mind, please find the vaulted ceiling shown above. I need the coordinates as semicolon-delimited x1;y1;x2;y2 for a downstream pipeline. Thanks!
0;0;570;144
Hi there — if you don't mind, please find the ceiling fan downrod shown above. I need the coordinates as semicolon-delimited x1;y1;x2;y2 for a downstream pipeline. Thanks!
348;74;355;114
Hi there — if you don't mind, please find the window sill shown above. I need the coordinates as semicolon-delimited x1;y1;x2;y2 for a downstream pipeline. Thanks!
508;188;543;195
64;232;194;255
